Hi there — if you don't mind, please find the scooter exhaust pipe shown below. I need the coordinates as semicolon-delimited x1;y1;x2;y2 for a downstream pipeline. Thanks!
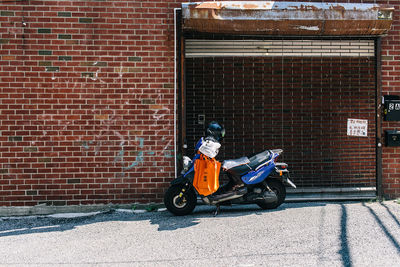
203;188;247;205
203;194;243;205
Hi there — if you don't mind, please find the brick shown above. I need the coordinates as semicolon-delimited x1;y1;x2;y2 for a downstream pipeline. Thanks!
59;56;72;61
81;62;107;67
2;56;16;60
38;28;51;34
24;147;38;152
115;67;141;73
163;84;174;89
80;62;92;67
67;179;80;184
93;62;107;67
95;115;109;120
382;56;394;61
58;34;71;40
52;201;67;206
8;136;22;142
58;12;71;17
26;190;38;196
150;105;163;109
38;158;51;163
141;99;155;105
128;56;142;62
129;131;142;136
45;67;59;72
39;50;52;55
81;72;93;77
39;61;52;66
79;18;93;23
1;11;14;16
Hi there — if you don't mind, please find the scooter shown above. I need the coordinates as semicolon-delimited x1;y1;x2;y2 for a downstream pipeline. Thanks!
164;135;297;216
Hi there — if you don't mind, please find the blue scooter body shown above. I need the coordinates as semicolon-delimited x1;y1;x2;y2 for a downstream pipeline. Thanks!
182;138;279;186
241;161;276;185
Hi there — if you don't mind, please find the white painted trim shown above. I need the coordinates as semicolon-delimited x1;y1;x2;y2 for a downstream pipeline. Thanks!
173;8;181;178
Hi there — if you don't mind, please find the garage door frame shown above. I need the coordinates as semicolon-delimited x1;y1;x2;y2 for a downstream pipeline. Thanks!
175;17;383;200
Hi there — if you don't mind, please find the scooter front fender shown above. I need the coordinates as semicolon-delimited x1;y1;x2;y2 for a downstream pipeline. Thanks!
170;176;189;186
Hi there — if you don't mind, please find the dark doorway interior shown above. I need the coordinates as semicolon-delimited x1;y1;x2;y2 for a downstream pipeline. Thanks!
185;55;376;188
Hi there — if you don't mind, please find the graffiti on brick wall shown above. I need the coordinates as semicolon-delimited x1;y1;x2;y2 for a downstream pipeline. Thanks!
77;68;174;173
29;63;173;174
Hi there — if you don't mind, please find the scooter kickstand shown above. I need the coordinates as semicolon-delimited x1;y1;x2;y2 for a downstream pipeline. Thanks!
214;205;221;217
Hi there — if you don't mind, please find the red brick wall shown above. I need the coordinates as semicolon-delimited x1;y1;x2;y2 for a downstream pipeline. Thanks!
380;1;400;198
186;56;377;188
0;0;179;206
0;0;399;205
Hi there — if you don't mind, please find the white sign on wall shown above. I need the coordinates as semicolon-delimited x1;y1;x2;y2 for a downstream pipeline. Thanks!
347;119;368;137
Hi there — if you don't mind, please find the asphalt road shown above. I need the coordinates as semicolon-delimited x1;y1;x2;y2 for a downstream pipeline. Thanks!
0;201;399;266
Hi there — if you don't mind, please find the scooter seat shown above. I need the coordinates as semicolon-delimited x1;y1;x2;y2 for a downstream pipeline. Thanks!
248;150;272;169
226;150;272;177
222;157;250;170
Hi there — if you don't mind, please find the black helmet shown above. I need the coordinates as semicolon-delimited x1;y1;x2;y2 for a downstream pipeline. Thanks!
206;121;225;141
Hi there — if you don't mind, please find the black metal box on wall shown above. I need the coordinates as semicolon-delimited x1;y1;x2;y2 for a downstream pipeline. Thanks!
384;95;400;121
385;130;400;147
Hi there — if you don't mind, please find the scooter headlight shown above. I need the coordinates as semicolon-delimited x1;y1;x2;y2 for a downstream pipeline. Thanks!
182;156;192;172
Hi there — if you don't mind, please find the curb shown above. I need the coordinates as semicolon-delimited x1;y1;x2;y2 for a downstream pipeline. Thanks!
0;203;165;217
3;198;397;217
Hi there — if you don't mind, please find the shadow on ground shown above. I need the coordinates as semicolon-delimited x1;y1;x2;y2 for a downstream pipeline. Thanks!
0;202;327;237
2;201;400;267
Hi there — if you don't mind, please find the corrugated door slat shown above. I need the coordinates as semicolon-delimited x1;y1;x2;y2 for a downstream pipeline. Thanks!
185;39;375;58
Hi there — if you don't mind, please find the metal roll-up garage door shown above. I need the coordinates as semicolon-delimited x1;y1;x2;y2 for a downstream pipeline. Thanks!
180;1;394;199
185;37;377;198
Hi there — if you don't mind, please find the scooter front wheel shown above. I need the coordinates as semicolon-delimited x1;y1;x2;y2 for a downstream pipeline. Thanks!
164;185;197;216
257;179;286;210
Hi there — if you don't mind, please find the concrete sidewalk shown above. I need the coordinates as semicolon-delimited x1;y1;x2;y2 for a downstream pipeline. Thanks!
0;201;399;266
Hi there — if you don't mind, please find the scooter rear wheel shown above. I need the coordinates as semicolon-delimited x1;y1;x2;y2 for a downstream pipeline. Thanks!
164;185;197;216
257;179;286;210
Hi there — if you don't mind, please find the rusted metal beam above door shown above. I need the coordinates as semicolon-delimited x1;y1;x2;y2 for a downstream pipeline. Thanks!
182;1;394;36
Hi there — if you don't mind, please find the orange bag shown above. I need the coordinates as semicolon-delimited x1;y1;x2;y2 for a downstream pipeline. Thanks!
193;155;221;196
